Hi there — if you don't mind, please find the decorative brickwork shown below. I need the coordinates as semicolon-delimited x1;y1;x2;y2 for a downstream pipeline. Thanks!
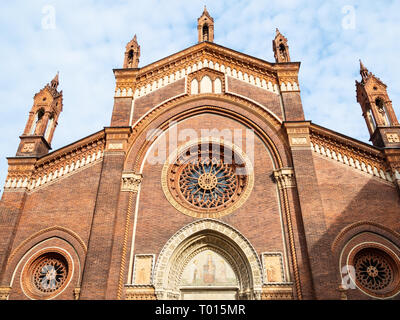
1;8;400;301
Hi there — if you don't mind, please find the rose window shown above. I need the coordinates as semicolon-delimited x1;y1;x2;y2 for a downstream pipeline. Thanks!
33;254;68;293
162;140;254;218
22;251;71;299
179;158;240;210
352;247;400;298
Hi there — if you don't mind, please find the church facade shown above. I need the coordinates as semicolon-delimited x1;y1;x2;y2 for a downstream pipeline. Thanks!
1;9;400;300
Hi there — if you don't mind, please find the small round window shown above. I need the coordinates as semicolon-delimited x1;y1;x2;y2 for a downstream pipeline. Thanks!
350;246;400;298
22;250;71;300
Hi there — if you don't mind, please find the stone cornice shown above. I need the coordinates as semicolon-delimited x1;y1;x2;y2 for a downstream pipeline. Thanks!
136;42;285;76
310;123;383;157
35;130;105;167
4;130;106;193
309;123;394;183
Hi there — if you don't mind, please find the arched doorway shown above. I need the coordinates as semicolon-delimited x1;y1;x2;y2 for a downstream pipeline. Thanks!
153;219;263;300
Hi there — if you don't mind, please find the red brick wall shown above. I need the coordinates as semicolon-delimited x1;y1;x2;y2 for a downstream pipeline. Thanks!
132;113;291;280
111;97;133;126
131;78;186;125
227;77;284;120
312;153;400;299
281;91;305;121
3;161;103;299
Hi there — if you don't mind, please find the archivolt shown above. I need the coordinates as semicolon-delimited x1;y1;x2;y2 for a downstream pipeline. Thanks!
153;219;263;299
331;221;400;255
7;226;87;266
124;94;291;172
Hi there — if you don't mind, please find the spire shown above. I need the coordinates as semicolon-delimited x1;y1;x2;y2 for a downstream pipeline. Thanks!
273;28;291;63
197;6;214;43
123;34;140;68
16;75;63;156
202;5;211;18
356;61;400;148
359;59;369;82
51;71;59;89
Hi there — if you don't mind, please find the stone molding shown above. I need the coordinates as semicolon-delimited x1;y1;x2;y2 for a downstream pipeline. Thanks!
115;57;286;99
114;43;300;99
261;284;294;300
7;225;87;266
125;285;156;300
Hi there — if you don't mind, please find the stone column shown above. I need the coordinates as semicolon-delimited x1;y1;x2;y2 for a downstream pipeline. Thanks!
273;167;315;300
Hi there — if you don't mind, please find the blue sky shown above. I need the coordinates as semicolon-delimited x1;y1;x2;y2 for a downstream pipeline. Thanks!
1;0;400;196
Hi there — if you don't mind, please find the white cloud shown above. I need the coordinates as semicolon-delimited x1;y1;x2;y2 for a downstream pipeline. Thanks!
1;0;400;197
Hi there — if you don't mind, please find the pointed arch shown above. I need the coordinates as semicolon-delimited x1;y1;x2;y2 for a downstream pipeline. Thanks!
153;219;263;300
125;94;291;173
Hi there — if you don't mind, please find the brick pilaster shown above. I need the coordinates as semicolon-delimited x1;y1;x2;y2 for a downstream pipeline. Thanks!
284;121;337;299
0;191;27;285
0;157;36;285
79;127;131;300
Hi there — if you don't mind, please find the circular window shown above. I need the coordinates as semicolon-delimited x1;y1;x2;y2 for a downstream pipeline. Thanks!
22;250;72;300
162;138;254;218
349;246;400;298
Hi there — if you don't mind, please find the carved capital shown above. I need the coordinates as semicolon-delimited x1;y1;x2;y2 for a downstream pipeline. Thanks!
273;168;296;189
0;287;11;300
121;172;143;193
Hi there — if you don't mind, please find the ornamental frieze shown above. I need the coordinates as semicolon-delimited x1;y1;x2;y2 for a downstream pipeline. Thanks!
114;44;300;99
309;126;394;183
4;133;105;192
